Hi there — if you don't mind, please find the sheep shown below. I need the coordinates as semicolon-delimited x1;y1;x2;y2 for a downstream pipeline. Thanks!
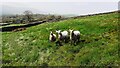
49;31;56;42
56;30;69;43
69;29;80;45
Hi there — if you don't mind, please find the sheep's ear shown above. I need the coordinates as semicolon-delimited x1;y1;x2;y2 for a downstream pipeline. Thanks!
69;29;73;32
69;29;72;31
55;30;58;33
50;31;53;33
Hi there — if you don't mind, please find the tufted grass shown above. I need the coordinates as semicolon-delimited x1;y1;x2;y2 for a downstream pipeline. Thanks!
1;12;119;66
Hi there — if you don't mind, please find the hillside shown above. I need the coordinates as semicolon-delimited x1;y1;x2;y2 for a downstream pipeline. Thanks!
1;12;119;66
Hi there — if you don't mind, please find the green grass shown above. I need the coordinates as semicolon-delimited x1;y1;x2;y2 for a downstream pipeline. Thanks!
1;12;119;66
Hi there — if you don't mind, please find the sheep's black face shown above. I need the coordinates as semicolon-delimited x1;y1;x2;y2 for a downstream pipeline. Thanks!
51;33;53;35
51;36;56;42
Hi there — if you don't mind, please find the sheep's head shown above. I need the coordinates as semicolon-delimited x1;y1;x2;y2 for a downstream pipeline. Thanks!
56;30;62;37
50;31;53;34
56;30;61;34
69;29;73;33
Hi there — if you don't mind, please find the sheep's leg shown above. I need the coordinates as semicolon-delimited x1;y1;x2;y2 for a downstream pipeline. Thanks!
59;41;63;46
65;39;66;43
64;37;66;43
70;40;73;45
76;38;80;44
70;41;72;45
65;38;68;43
77;35;80;42
66;36;69;43
78;38;80;42
56;40;63;46
65;37;66;43
73;40;76;46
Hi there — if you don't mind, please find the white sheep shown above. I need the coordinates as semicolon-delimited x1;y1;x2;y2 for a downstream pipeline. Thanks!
69;29;80;45
56;30;69;43
49;31;56;42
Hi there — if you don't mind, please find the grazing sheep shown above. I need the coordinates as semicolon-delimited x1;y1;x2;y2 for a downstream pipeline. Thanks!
56;30;69;43
69;29;80;45
49;31;56;42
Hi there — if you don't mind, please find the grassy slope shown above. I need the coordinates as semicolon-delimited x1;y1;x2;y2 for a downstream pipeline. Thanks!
2;12;119;66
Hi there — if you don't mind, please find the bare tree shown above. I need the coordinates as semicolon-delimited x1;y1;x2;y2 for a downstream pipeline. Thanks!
23;10;33;22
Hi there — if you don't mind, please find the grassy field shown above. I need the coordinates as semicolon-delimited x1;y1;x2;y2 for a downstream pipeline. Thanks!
1;12;119;66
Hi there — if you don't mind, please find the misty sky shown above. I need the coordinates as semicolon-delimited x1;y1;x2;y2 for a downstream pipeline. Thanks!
1;1;119;15
1;0;119;2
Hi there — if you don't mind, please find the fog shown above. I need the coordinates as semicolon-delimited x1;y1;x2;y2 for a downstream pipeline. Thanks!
1;2;118;16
